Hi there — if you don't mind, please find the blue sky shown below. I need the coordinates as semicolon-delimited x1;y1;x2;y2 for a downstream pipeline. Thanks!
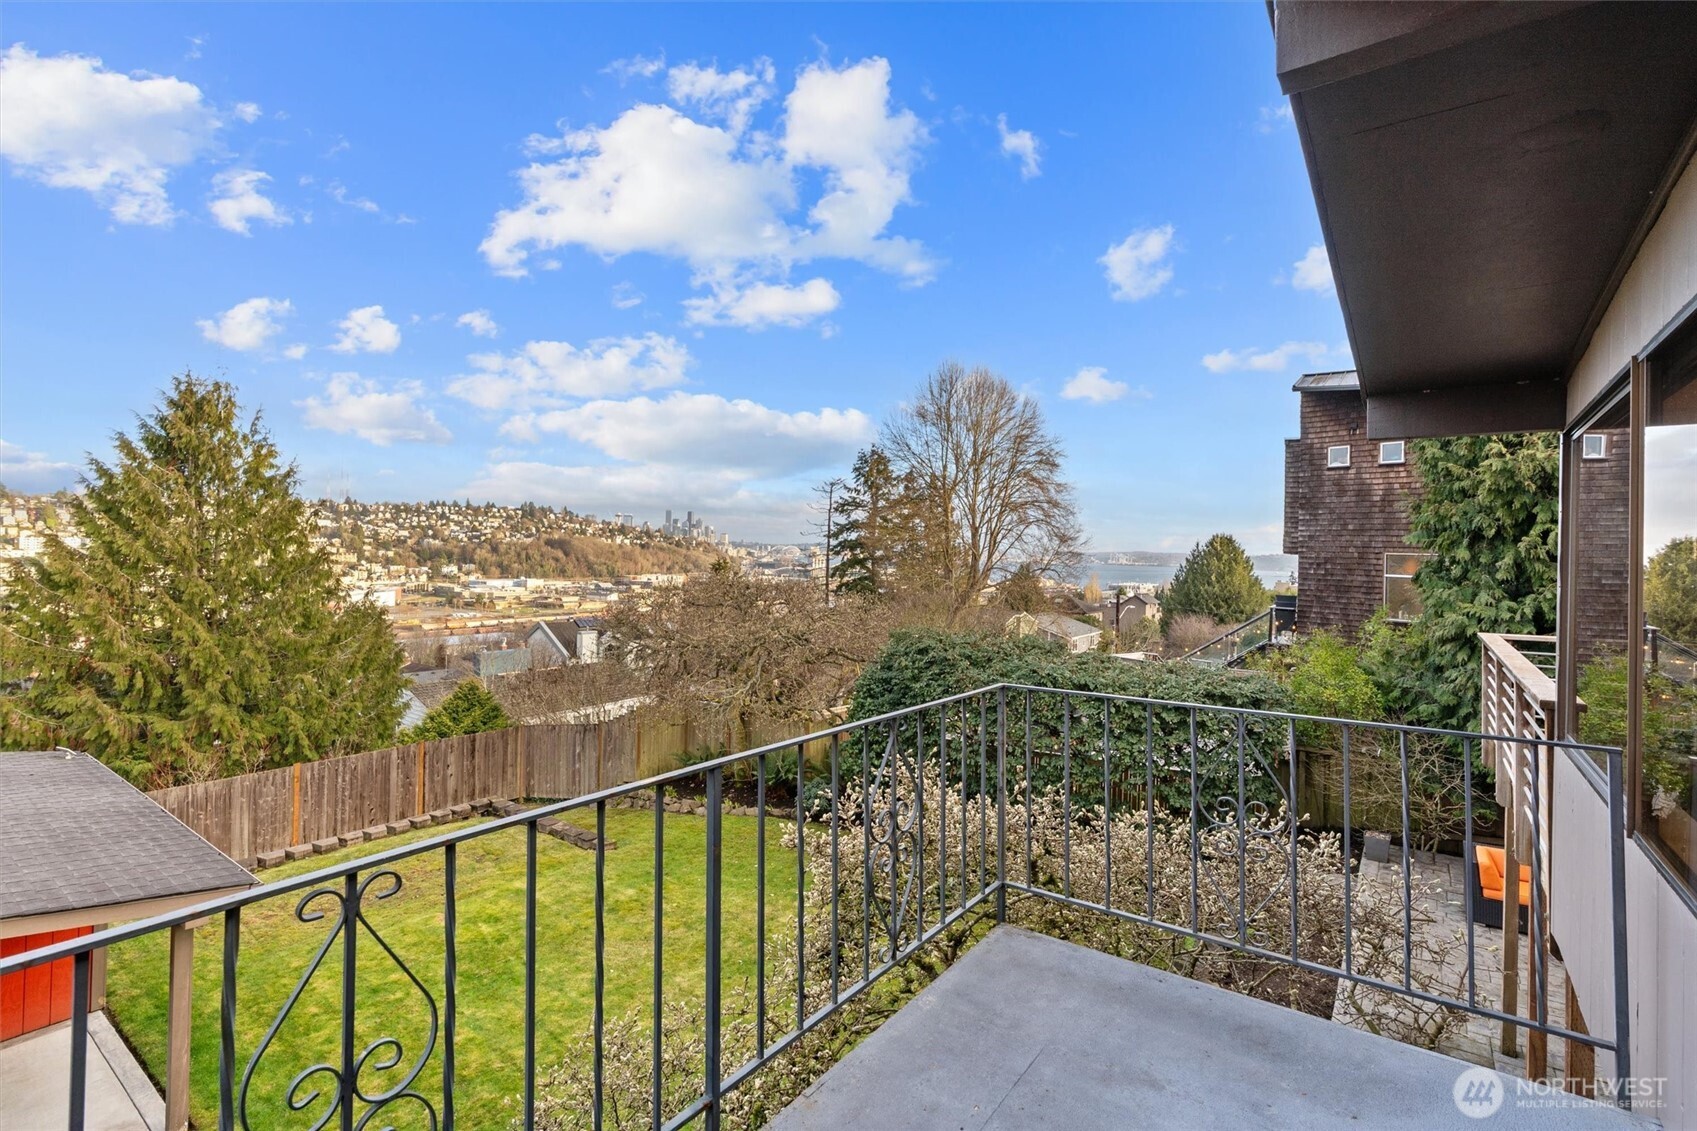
0;3;1347;550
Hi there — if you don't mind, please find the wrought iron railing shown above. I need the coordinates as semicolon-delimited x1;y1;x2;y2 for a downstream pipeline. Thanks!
3;685;1635;1129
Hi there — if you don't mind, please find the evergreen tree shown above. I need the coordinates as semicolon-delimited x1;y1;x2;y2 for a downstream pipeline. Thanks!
1645;536;1697;643
831;447;900;597
0;375;406;787
1364;433;1559;731
1160;534;1267;632
404;680;510;741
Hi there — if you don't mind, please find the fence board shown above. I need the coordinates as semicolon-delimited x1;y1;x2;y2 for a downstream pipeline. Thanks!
146;719;653;863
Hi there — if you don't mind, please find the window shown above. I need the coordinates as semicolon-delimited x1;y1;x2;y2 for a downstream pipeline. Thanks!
1581;433;1608;459
1327;444;1351;468
1379;440;1406;464
1383;552;1430;622
1639;314;1697;888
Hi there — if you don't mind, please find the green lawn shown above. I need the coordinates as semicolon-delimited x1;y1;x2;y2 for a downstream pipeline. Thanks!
105;809;795;1130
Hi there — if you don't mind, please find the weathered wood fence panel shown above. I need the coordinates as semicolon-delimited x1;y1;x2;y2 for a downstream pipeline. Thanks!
148;720;644;863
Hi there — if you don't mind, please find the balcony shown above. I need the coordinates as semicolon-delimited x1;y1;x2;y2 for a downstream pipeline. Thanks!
1;685;1643;1130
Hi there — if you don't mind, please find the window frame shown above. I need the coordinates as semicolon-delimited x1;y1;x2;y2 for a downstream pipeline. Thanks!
1378;440;1406;465
1581;433;1608;460
1326;444;1351;468
1382;551;1431;623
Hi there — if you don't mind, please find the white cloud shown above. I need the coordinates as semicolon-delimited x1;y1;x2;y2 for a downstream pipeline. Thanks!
456;309;500;338
666;59;775;136
1291;244;1334;293
610;282;644;310
326;179;381;213
1257;103;1294;134
482;103;793;276
208;168;290;234
996;114;1041;179
500;391;873;478
604;53;665;82
283;343;308;360
297;373;450;445
0;45;221;225
0;438;78;491
448;333;692;410
1201;340;1335;374
1101;225;1175;302
1061;366;1131;404
683;277;840;329
330;305;401;354
197;296;293;351
232;101;263;123
481;56;933;324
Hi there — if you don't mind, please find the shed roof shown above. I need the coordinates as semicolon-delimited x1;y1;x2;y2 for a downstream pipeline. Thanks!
0;751;256;922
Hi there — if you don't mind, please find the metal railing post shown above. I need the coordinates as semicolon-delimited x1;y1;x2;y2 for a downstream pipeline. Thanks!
1606;748;1633;1108
996;687;1008;922
704;766;723;1131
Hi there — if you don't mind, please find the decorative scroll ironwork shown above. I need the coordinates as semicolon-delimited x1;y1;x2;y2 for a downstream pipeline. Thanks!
240;870;441;1131
1194;720;1296;947
867;722;923;954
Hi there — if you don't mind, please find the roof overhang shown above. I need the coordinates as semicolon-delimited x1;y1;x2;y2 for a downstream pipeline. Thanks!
0;886;252;940
1276;1;1697;437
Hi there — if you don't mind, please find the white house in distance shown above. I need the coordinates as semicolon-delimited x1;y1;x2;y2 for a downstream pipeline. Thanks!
526;617;606;666
1006;612;1102;654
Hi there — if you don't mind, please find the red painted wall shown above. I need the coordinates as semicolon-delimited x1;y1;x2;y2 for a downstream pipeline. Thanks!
0;928;93;1041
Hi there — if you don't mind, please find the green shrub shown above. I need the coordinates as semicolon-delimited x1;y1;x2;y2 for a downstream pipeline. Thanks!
845;630;1293;814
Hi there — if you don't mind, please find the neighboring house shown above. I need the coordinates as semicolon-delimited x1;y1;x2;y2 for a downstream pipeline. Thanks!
1282;370;1425;636
1007;611;1103;654
1075;592;1160;647
526;617;607;666
405;666;465;711
471;647;532;678
396;688;428;732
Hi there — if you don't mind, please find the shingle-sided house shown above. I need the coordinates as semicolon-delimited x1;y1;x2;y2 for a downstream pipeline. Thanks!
526;617;606;667
1282;370;1426;636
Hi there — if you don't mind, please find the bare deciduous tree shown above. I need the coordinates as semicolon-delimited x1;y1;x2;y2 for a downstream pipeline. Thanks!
882;362;1083;617
603;564;894;751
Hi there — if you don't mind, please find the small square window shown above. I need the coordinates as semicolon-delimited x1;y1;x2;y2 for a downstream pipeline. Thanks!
1326;445;1351;468
1581;433;1608;460
1379;440;1406;465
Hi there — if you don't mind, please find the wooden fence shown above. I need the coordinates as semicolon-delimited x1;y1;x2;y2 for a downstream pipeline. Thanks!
148;716;653;864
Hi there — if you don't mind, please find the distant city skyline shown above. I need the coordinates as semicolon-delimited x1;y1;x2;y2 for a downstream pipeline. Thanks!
0;6;1347;552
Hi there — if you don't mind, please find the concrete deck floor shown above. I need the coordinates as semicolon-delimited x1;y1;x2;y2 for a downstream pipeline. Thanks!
769;927;1650;1131
0;1011;163;1131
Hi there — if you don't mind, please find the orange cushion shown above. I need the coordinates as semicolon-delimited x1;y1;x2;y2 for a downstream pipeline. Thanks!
1476;846;1532;907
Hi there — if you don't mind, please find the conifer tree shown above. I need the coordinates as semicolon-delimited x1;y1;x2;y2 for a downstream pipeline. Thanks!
1160;534;1268;633
403;680;510;741
0;375;406;787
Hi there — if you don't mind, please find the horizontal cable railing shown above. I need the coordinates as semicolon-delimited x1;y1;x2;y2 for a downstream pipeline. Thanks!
3;684;1633;1129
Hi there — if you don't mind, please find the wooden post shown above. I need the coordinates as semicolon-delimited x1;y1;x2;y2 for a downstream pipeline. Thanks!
165;923;195;1131
89;930;108;1011
416;742;426;815
1501;774;1522;1058
290;763;302;846
1565;979;1596;1097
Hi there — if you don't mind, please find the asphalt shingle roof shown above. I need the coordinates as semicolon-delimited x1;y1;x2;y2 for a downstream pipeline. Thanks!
0;751;256;921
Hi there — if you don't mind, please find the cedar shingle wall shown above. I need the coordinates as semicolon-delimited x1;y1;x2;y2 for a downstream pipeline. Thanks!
1571;428;1631;672
1284;391;1424;637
